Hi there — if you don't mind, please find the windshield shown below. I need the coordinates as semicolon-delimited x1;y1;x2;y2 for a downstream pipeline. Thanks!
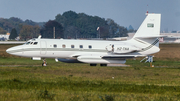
24;41;31;45
24;41;38;45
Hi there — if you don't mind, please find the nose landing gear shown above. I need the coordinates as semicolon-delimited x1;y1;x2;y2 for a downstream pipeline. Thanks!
42;59;47;66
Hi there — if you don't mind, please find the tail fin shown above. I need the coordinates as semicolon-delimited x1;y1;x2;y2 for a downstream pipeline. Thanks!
130;13;161;55
133;13;161;38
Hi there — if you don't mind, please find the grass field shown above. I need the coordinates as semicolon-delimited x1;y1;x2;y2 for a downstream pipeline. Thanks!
0;44;180;101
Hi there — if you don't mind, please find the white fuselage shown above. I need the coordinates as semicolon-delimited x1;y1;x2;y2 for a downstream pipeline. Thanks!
6;13;162;64
6;38;160;64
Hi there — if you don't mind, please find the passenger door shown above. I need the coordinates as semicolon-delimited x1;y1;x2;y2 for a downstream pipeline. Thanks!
40;41;47;55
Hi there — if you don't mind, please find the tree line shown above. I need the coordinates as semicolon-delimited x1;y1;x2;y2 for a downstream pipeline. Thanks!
0;10;129;40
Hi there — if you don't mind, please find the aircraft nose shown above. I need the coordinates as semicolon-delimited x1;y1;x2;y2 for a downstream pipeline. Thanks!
6;45;23;55
6;47;13;54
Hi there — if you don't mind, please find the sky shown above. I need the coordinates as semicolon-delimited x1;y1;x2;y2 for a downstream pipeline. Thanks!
0;0;179;31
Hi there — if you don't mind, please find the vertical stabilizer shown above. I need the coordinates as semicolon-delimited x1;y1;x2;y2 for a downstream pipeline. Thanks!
133;13;161;38
129;13;161;55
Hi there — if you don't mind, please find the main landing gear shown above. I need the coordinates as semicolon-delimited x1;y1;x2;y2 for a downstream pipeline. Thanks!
90;64;97;66
100;64;107;66
42;59;47;66
90;64;107;66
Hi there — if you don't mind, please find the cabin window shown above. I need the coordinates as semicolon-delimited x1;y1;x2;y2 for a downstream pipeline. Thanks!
147;23;154;28
71;45;75;48
79;45;83;48
89;45;92;49
30;42;33;44
54;44;57;48
62;44;66;48
34;42;38;45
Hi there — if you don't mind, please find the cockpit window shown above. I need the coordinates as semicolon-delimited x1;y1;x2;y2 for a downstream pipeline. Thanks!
34;42;38;45
25;42;31;45
24;41;38;45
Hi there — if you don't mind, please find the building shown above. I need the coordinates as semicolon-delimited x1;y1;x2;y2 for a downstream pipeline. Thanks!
0;33;10;41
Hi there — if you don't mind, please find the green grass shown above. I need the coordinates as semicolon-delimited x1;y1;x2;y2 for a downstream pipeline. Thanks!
1;57;180;100
127;58;180;68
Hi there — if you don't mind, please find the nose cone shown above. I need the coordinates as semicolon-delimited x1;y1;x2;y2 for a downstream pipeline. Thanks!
6;45;23;56
6;47;13;54
6;48;10;54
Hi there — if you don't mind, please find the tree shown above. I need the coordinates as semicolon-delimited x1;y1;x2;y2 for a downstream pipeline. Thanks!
0;17;43;35
41;20;64;38
64;26;81;39
62;10;78;27
55;14;66;27
24;19;37;26
19;25;40;40
128;25;134;32
55;11;109;38
98;26;109;38
118;26;128;37
0;27;7;34
55;11;128;38
106;18;128;37
9;28;17;39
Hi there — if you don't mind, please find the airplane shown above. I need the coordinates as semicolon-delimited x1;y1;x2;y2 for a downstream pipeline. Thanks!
6;13;164;66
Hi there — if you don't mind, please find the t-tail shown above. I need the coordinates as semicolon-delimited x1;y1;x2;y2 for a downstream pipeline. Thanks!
129;13;162;55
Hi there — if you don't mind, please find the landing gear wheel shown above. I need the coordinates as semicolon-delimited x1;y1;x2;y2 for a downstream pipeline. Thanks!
42;63;45;66
100;64;107;66
90;64;97;66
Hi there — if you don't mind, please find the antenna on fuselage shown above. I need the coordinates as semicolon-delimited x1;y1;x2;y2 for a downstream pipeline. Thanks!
53;27;55;39
146;5;148;16
38;35;42;39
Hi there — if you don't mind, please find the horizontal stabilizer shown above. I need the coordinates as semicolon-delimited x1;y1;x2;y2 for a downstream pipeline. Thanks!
135;35;167;39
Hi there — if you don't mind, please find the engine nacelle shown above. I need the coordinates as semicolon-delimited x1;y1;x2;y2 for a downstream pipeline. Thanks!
106;44;141;54
58;58;82;63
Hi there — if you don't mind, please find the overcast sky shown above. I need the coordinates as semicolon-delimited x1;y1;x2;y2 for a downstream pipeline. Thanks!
0;0;179;31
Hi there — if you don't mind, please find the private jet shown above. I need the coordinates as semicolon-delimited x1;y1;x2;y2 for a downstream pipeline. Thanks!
6;13;163;66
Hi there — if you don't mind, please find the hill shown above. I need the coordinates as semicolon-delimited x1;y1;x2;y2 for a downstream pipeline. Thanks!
0;17;44;34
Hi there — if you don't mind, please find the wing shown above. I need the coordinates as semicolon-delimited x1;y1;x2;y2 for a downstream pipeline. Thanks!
58;54;145;64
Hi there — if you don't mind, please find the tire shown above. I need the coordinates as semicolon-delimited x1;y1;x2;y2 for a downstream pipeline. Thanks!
90;64;97;66
100;64;107;66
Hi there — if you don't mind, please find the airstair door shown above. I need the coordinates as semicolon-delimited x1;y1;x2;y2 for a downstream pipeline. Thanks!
40;41;47;55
